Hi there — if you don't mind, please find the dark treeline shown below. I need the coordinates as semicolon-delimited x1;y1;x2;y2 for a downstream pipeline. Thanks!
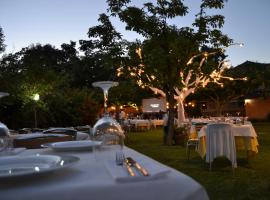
0;32;152;129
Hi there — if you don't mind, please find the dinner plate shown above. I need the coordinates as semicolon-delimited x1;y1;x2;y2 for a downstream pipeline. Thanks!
42;140;102;151
0;154;79;179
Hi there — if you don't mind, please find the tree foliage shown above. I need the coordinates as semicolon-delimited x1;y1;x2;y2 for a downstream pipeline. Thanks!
0;44;100;128
0;36;150;129
191;61;270;116
102;0;232;144
0;26;6;53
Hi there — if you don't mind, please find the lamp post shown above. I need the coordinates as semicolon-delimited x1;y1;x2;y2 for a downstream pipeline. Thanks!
33;93;39;128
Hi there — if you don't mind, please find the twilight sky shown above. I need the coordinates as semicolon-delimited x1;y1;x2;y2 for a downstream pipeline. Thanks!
0;0;269;66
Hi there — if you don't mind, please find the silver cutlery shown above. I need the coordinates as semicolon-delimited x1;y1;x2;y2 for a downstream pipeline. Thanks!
126;157;149;176
115;151;135;177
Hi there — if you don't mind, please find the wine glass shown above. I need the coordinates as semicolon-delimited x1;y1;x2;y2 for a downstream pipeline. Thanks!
236;112;241;125
91;81;125;161
0;92;10;154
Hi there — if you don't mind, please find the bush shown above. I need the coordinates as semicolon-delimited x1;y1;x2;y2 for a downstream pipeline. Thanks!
173;126;187;145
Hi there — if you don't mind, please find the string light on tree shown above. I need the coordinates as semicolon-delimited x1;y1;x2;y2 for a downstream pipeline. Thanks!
117;43;247;126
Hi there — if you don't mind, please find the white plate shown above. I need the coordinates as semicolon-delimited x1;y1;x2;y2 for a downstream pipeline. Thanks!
42;140;102;151
0;154;79;179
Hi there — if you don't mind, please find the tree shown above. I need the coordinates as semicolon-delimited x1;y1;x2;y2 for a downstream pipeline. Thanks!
79;14;127;82
0;43;102;128
231;61;270;98
196;81;245;117
190;61;270;117
0;26;6;54
105;0;235;144
80;14;151;110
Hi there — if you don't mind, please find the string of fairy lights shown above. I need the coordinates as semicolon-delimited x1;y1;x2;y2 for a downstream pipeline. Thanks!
117;45;247;101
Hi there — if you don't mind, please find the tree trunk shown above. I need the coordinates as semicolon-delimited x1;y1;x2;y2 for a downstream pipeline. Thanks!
215;101;224;117
165;93;175;145
177;99;186;126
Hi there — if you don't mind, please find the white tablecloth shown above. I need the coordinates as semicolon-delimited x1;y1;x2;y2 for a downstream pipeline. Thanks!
150;119;164;128
0;146;209;200
205;123;237;167
199;124;257;138
197;123;259;158
129;119;151;130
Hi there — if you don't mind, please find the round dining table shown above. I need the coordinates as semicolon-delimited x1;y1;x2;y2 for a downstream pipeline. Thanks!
197;123;259;158
0;145;209;200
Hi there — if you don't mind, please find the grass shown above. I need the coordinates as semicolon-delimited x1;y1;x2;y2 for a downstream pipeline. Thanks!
126;122;270;200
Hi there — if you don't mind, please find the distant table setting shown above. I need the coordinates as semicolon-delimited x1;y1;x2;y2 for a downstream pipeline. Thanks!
150;119;164;128
197;123;259;158
129;119;151;131
10;131;90;141
0;143;209;200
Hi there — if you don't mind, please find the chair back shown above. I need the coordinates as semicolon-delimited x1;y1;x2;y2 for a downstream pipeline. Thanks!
195;123;207;132
206;123;237;168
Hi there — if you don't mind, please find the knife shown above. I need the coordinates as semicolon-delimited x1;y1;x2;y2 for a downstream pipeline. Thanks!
124;158;136;177
127;157;149;176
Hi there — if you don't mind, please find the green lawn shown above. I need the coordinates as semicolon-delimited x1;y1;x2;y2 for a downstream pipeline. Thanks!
126;122;270;200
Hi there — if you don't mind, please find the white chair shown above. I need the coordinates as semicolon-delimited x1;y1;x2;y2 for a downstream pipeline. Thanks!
206;123;237;171
186;123;207;160
186;124;199;160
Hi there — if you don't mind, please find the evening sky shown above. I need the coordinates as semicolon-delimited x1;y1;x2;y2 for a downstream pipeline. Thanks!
0;0;269;66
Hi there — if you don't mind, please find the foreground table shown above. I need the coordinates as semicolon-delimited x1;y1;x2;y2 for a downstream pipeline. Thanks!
0;146;208;200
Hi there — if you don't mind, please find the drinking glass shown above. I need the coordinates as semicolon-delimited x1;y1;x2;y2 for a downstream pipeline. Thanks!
91;81;125;161
0;93;12;156
0;122;12;156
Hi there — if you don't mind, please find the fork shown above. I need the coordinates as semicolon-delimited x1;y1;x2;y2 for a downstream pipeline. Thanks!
115;151;135;177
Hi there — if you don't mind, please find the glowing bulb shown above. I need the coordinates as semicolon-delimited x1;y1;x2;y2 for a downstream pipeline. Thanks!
33;93;39;101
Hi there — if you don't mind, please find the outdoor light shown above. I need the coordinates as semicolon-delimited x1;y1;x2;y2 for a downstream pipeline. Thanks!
32;93;40;128
33;93;40;101
245;99;252;105
125;40;246;125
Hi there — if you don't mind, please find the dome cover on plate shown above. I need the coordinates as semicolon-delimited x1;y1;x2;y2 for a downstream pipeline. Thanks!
0;122;9;137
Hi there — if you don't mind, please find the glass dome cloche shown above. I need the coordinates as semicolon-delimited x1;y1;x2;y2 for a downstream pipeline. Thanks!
91;81;125;146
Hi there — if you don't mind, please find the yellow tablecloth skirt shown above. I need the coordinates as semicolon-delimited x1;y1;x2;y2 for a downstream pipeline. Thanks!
198;136;259;158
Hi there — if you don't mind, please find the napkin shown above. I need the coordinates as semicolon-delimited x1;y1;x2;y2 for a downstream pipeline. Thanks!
104;159;170;183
